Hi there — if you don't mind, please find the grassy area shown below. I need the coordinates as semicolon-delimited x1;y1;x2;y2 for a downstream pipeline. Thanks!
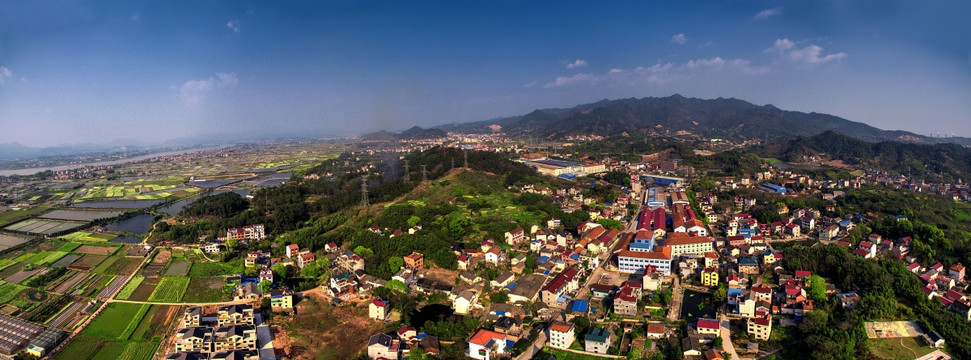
867;337;936;360
0;205;50;227
538;348;608;360
188;261;242;277
57;242;82;252
148;276;189;302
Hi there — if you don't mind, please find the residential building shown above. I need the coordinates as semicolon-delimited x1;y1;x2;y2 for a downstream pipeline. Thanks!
665;234;714;257
216;305;255;326
584;327;612;354
696;318;720;336
370;298;390;320
183;307;202;328
747;311;772;341
613;287;638;317
541;267;579;306
175;327;212;353
468;329;511;360
646;324;666;339
211;325;257;352
404;252;424;269
505;227;525;245
618;248;672;275
269;290;293;311
226;224;265;242
367;333;400;360
210;350;259;360
547;321;576;350
454;289;479;315
701;268;719;287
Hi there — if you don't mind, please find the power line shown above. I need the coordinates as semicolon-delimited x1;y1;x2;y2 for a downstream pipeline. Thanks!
421;165;428;183
403;160;411;184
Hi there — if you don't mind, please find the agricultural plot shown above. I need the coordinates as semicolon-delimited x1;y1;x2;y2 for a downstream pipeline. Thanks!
164;260;189;276
115;276;144;300
59;302;170;360
2;219;85;235
148;276;189;302
71;200;162;209
25;250;69;266
141;264;165;277
60;231;116;242
182;276;232;303
98;276;128;299
57;242;82;252
75;245;119;255
46;300;89;330
39;210;122;222
82;303;148;339
127;276;159;301
5;266;47;283
70;254;108;269
51;271;88;294
0;234;29;251
96;257;142;275
51;254;82;268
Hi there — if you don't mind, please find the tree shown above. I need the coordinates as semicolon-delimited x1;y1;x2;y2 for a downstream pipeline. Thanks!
258;280;273;293
491;291;509;304
388;256;404;271
712;336;723;348
354;246;374;257
596;218;624;230
407;215;421;228
225;238;239;249
712;284;727;304
385;279;408;294
271;262;289;279
409;347;427;360
807;274;827;302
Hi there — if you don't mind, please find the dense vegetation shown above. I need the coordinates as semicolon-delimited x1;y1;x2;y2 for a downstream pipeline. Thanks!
180;192;250;218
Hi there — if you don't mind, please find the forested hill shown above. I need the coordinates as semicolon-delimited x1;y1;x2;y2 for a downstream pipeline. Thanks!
757;130;971;181
436;95;969;145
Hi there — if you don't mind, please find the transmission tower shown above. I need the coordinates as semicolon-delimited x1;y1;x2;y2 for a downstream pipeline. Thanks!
451;157;455;171
421;165;428;183
403;161;411;184
360;177;369;207
464;150;468;169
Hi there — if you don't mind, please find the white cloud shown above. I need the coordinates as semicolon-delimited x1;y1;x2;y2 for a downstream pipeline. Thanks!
753;8;781;20
544;56;768;88
179;72;238;104
544;73;598;88
566;59;587;69
670;33;688;44
0;66;11;85
226;20;240;33
523;81;537;88
765;38;847;65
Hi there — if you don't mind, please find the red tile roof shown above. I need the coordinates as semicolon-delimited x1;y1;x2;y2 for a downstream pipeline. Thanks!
469;329;506;346
696;318;719;330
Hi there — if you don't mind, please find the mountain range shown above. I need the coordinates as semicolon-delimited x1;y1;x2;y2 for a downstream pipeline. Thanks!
436;94;969;145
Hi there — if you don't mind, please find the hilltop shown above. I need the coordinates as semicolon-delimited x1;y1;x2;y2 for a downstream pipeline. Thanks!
437;95;969;145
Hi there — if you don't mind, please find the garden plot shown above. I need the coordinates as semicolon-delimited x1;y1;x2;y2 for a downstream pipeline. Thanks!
182;277;232;303
60;231;116;242
148;276;189;302
96;257;142;275
46;300;89;330
5;266;47;283
128;277;159;302
98;276;129;299
69;254;108;271
39;210;122;222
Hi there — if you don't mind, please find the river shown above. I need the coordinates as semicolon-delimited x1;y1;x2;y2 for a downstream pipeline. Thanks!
0;146;225;177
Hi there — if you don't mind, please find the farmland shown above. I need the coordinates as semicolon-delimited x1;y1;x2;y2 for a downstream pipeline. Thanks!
39;210;123;222
60;231;117;242
148;276;189;302
182;276;233;303
115;276;144;300
3;218;86;235
0;233;30;251
59;302;178;360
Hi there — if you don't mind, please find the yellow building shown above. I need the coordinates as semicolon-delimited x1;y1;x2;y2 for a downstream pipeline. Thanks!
701;268;719;287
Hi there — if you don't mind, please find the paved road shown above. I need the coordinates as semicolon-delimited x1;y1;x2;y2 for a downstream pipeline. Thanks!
515;330;548;360
719;313;740;360
666;276;682;321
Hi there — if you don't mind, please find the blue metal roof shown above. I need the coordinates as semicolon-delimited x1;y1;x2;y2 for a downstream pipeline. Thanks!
570;300;589;313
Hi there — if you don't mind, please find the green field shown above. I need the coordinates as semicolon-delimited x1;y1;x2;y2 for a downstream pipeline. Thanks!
188;261;242;277
57;242;83;252
0;281;29;304
61;231;116;242
0;205;51;227
24;251;69;266
181;276;232;303
55;334;158;360
147;276;189;302
115;276;144;300
82;303;148;339
867;337;936;360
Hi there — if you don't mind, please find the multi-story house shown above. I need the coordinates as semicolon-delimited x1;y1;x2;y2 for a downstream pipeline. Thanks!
547;321;576;350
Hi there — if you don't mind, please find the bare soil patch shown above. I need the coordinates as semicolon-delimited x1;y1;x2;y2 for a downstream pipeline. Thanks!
74;245;117;255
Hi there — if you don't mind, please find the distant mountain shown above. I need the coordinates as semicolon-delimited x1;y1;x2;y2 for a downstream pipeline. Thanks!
362;126;446;141
436;95;969;145
759;130;971;180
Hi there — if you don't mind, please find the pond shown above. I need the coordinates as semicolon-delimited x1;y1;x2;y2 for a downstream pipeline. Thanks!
681;290;717;322
72;200;163;209
412;304;456;329
188;179;239;188
159;197;196;216
105;214;155;234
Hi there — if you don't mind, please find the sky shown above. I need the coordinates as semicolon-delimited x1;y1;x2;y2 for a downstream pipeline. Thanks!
0;0;969;147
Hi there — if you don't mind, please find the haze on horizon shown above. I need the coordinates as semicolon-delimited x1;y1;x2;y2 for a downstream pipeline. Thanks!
1;0;969;147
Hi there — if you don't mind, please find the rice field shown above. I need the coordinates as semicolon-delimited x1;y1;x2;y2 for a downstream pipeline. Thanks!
0;234;30;251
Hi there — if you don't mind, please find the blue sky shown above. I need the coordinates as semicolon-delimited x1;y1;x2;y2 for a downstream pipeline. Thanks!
1;0;969;146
